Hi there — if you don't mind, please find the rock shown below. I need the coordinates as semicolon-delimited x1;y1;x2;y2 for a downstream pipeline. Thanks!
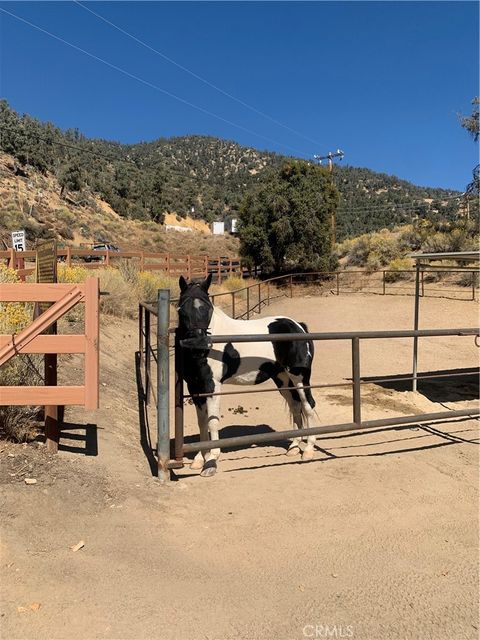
24;478;37;485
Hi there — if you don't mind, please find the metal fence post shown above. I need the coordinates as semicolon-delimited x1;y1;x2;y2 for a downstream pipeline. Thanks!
138;304;144;369
231;292;235;318
157;289;170;482
383;271;386;295
246;287;250;320
412;264;420;392
258;282;261;312
336;272;340;296
352;337;361;426
174;328;184;463
290;274;293;298
472;270;476;301
145;308;151;405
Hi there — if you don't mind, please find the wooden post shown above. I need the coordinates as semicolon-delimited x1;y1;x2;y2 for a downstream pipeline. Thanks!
44;356;59;453
140;252;145;272
66;247;72;267
84;277;99;410
166;253;171;276
8;248;15;269
204;255;209;277
187;255;192;280
105;250;110;267
217;256;222;285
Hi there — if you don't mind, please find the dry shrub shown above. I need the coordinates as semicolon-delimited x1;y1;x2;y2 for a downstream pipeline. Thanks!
220;275;245;292
137;271;179;302
384;257;413;282
97;268;137;318
0;358;43;442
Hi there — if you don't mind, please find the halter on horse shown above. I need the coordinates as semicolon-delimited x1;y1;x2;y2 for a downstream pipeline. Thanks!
177;274;318;477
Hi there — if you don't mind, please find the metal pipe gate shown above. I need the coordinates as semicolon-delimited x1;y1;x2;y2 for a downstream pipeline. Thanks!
139;291;479;480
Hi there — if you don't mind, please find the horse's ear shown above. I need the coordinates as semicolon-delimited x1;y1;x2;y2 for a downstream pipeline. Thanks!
201;272;212;292
179;275;188;292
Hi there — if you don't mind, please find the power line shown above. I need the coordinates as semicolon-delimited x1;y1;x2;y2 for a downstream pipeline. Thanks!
0;7;307;157
74;0;323;150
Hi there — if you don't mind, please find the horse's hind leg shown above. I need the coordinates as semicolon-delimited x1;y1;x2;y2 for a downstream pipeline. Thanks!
275;373;303;456
191;404;208;470
289;373;317;462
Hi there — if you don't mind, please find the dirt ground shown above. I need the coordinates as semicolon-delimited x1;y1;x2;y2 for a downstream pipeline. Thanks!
1;293;479;640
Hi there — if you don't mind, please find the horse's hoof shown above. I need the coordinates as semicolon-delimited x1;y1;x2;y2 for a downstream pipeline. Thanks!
302;449;314;462
190;458;204;470
286;446;300;457
200;459;217;477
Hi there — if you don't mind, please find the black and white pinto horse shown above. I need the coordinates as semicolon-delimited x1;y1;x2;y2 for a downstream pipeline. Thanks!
177;274;317;477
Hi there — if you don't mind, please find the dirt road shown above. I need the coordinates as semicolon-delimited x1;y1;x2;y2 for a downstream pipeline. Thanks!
1;294;478;640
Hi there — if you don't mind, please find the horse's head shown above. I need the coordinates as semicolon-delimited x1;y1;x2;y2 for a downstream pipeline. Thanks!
177;273;213;340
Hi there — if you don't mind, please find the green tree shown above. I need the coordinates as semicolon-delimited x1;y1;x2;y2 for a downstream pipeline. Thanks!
459;97;479;142
58;161;84;195
239;161;339;273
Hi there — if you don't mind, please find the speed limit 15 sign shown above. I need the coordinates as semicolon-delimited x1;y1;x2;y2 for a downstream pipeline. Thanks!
11;230;26;252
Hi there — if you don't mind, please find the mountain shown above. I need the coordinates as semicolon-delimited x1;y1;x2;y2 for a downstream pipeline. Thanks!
0;100;468;243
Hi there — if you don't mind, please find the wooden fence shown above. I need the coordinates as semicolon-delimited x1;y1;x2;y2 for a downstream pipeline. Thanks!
1;248;243;282
0;277;100;452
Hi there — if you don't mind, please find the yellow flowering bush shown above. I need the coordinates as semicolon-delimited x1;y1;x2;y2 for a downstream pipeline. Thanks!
57;263;89;283
0;265;41;442
137;271;179;302
0;264;31;334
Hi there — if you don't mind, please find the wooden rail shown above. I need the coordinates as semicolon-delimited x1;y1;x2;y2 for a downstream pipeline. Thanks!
1;249;244;282
0;278;100;451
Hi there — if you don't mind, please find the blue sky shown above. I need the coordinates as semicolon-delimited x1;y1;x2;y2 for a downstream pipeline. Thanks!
0;1;478;190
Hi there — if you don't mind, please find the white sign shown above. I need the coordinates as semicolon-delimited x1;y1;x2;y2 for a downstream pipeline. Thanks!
11;230;26;252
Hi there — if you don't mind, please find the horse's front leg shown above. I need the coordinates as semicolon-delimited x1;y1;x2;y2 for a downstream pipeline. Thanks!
201;391;221;478
190;403;208;470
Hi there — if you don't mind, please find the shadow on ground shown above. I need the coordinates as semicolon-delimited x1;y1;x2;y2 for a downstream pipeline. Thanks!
363;367;479;403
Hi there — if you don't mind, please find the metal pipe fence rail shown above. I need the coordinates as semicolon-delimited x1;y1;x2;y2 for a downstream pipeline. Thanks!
139;291;479;480
207;269;479;322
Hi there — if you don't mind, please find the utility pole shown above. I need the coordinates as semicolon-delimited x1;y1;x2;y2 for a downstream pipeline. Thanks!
314;149;345;245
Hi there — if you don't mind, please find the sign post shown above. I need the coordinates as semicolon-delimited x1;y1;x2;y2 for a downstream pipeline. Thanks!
35;239;61;452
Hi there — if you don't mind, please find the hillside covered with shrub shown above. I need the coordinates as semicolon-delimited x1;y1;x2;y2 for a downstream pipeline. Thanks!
1;100;472;242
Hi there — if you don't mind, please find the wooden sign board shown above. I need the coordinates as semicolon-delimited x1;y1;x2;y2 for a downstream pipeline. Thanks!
35;239;57;323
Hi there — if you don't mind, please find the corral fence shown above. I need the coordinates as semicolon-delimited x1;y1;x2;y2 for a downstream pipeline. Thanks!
0;277;100;452
1;248;243;283
138;288;479;481
208;268;478;321
4;247;478;298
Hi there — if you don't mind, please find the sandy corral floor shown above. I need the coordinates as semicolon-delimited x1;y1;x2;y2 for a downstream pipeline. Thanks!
1;293;479;640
